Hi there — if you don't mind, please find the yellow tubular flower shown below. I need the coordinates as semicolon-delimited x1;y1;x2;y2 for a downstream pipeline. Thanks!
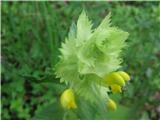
111;84;122;93
60;89;77;109
107;99;117;111
104;72;125;86
117;71;130;81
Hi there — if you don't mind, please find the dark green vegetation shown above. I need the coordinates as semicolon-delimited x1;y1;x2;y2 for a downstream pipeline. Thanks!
1;2;160;120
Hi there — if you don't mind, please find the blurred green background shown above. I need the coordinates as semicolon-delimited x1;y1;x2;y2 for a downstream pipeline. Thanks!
1;1;160;120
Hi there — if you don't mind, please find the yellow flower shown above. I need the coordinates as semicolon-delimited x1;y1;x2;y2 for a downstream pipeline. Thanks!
104;72;125;86
111;84;122;93
60;88;77;109
117;71;130;81
107;99;117;111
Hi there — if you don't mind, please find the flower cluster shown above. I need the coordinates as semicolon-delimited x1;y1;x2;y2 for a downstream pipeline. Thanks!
105;71;130;110
60;71;130;111
55;10;130;111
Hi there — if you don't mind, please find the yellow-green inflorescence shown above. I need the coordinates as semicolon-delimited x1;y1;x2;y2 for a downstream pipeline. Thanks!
55;10;130;111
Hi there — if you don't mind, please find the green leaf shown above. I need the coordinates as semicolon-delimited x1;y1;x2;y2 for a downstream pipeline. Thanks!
139;112;150;120
76;10;93;45
32;102;64;120
96;12;111;31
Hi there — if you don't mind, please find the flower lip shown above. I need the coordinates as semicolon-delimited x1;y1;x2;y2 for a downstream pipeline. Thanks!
117;71;130;81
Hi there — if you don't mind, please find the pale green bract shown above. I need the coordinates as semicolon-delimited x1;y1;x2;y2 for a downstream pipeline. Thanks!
55;11;129;103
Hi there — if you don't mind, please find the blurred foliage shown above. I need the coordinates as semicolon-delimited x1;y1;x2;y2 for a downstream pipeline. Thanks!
1;1;160;120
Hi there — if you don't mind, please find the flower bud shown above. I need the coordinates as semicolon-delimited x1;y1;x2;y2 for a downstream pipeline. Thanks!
111;84;122;93
117;71;130;81
107;99;117;111
60;89;77;109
